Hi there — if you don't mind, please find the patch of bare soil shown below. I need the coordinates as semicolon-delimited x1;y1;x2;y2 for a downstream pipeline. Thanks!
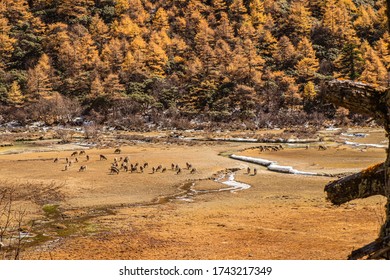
0;128;387;260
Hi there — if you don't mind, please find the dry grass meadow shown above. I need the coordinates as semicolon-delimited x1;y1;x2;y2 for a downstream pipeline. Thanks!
0;127;387;259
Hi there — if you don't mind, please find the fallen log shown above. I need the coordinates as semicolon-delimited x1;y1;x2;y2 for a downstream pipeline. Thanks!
324;162;386;205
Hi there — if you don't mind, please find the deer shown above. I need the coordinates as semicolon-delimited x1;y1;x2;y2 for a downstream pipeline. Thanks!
53;158;58;163
100;154;107;160
114;148;121;154
110;166;119;174
71;151;78;157
318;145;327;151
190;168;196;174
253;168;257;176
86;155;90;161
186;162;192;170
176;168;182;175
79;165;87;172
247;167;251;174
162;167;167;173
79;151;86;155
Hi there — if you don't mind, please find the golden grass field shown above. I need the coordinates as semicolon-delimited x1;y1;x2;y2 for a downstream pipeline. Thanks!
0;127;387;259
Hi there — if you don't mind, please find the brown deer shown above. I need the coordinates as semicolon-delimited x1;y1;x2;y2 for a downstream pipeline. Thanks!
100;154;107;160
110;166;119;174
318;145;327;151
114;148;121;154
79;165;87;172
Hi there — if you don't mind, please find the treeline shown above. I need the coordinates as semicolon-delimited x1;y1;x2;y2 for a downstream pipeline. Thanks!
0;0;388;129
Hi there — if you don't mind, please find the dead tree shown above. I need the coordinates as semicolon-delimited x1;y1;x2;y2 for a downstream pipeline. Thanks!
321;79;390;259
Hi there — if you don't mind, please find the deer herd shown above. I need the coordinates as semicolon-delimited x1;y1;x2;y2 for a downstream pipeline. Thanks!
54;144;329;176
54;147;197;176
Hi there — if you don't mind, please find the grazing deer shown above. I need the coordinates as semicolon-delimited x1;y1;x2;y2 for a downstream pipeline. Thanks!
75;157;78;163
186;162;192;170
140;166;144;173
259;146;264;152
100;154;107;160
318;145;327;151
176;168;182;175
156;165;162;171
143;162;148;168
71;151;78;157
53;158;58;163
190;168;196;174
120;162;127;169
79;165;87;172
162;167;167;173
151;167;155;174
114;148;121;154
110;166;120;174
79;151;86;155
253;168;257;176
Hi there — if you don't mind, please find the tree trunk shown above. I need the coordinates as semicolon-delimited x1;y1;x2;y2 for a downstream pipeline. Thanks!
324;163;385;205
322;79;390;259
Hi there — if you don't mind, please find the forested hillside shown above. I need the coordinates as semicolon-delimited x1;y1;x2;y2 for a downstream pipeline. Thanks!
0;0;388;129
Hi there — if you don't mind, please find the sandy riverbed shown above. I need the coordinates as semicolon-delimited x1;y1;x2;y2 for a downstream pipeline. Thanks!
0;128;387;260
